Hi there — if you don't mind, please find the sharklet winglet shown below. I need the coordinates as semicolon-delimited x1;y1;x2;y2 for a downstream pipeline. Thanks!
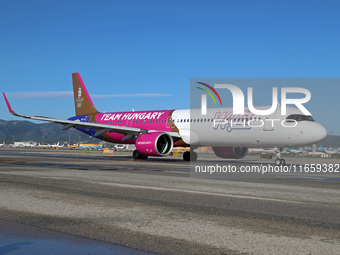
3;93;31;119
3;93;14;114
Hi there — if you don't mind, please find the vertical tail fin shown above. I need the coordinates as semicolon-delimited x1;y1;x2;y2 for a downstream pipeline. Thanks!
320;145;327;153
72;73;99;116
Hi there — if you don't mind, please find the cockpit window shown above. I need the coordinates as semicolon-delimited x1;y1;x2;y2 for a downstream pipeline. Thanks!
286;114;314;122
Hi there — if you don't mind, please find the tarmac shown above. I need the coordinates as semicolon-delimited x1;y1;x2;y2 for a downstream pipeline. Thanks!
0;148;339;255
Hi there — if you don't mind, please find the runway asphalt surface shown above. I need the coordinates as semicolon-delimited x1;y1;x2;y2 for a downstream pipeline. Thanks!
0;148;339;255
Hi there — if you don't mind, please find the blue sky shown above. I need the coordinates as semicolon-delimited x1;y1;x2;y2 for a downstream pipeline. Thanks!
0;0;339;135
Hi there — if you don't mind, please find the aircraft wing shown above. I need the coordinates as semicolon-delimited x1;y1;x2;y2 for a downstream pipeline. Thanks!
3;93;181;139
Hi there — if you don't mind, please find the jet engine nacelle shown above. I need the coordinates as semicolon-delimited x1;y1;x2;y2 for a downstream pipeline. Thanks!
135;132;173;156
212;146;248;159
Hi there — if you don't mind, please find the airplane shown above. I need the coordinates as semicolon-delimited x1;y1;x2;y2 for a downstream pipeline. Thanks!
285;147;306;154
68;143;79;149
319;145;340;155
0;143;5;147
12;141;37;147
78;143;102;150
114;144;127;150
296;145;329;155
39;142;60;148
320;145;328;154
3;73;328;166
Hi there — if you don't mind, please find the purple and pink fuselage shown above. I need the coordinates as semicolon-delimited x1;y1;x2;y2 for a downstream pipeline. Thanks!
68;109;183;146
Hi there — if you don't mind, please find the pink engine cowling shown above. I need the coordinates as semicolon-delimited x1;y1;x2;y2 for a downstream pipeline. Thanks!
135;132;173;156
212;146;248;159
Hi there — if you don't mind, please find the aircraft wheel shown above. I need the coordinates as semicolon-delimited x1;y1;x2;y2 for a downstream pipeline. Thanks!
183;151;197;162
132;150;141;160
280;159;286;166
275;158;286;166
183;151;190;161
133;150;148;160
133;150;140;160
275;158;282;166
191;151;198;162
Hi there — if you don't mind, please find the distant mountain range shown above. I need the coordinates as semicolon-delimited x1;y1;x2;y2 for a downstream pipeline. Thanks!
317;135;340;148
0;119;340;147
0;119;94;144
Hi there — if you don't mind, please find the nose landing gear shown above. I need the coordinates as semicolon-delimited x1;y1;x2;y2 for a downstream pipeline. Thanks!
274;147;286;166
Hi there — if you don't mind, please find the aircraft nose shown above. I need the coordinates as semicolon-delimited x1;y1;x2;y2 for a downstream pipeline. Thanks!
313;124;327;143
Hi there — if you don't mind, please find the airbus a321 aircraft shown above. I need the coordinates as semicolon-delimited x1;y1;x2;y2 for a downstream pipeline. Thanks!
3;73;327;165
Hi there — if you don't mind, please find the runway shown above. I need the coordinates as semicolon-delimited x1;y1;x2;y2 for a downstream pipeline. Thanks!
0;148;339;255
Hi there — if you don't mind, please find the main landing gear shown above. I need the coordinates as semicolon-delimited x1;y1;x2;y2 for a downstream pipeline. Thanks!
183;151;197;162
132;150;148;160
274;147;286;166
